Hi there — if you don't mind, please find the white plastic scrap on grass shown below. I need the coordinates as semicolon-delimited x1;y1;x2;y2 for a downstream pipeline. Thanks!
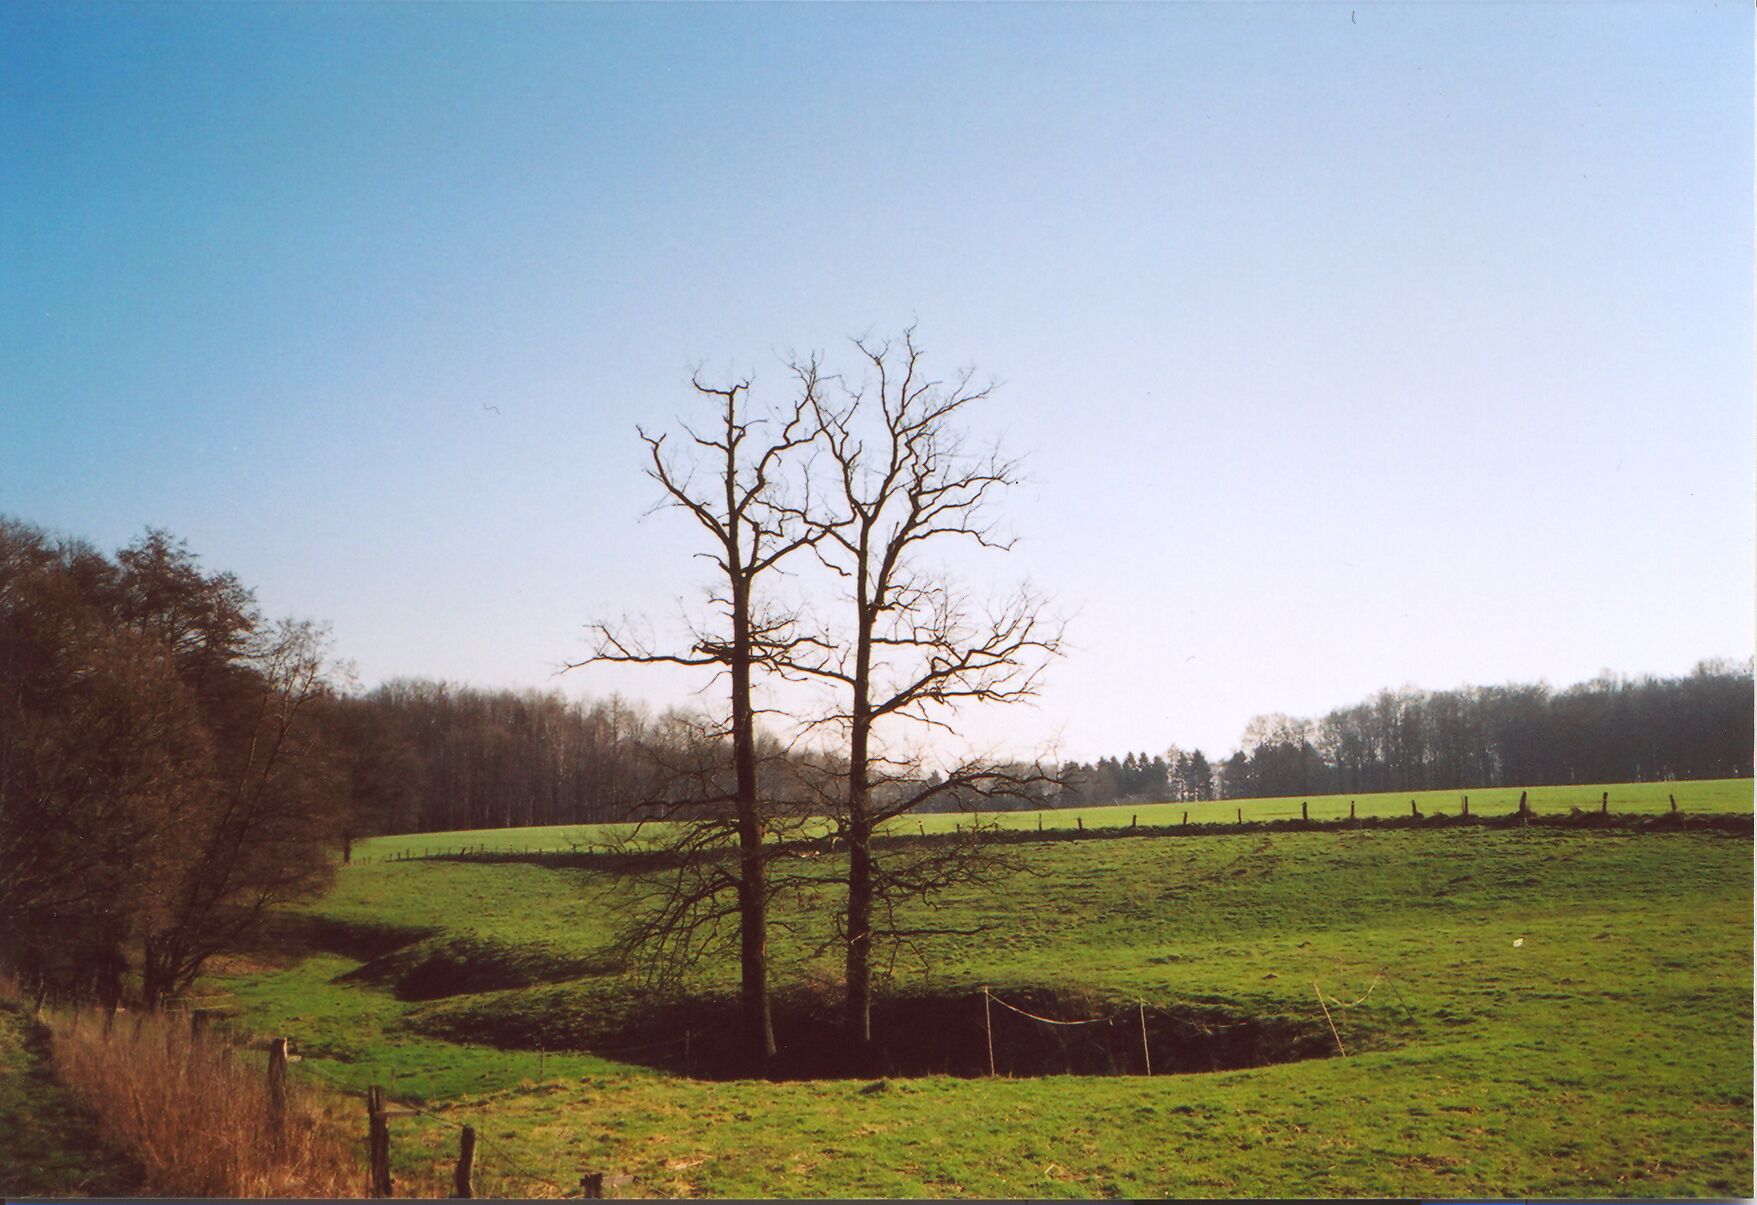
1513;938;1524;947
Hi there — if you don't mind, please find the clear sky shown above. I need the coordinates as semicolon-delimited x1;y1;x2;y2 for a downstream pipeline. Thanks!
3;2;1751;762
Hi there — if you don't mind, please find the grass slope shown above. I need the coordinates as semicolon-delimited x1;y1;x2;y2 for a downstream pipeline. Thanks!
216;800;1753;1198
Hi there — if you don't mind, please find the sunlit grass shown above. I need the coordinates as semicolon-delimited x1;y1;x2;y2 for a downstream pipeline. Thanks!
352;776;1753;860
217;806;1755;1198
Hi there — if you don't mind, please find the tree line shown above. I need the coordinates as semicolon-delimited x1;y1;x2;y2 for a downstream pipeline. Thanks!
320;662;1755;839
1205;667;1753;800
1043;665;1752;807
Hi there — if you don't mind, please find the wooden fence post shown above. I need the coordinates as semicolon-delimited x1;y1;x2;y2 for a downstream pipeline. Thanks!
453;1124;476;1198
1131;814;1138;829
1075;817;1083;833
1461;796;1469;817
1669;793;1678;813
1236;808;1242;824
1410;799;1418;817
1182;811;1188;826
1519;790;1529;825
366;1086;392;1197
1349;801;1355;819
1137;1002;1152;1077
581;1172;605;1199
267;1038;288;1140
1601;791;1608;815
983;988;997;1077
1301;801;1308;821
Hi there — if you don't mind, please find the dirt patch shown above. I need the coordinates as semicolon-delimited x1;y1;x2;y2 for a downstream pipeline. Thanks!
413;985;1343;1081
253;912;434;961
340;935;610;1001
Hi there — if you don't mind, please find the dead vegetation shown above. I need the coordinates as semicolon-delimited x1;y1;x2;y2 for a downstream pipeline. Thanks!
44;1006;364;1197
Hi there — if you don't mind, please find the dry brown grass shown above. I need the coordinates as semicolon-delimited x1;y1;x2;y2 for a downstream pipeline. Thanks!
46;1007;366;1197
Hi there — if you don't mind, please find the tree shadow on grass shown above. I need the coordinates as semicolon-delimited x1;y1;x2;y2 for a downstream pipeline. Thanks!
0;1002;142;1197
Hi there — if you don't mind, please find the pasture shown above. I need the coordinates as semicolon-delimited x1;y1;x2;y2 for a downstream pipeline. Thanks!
351;777;1755;860
208;782;1755;1199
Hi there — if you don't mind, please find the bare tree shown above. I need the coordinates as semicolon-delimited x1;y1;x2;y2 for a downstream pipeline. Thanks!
787;329;1063;1058
569;374;822;1071
138;619;339;1007
0;522;343;1011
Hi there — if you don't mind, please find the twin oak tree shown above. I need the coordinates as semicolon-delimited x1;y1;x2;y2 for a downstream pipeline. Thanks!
573;331;1062;1072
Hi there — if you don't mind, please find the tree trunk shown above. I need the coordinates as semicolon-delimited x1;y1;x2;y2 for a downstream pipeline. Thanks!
139;939;168;1011
844;617;876;1067
844;802;873;1056
728;577;776;1072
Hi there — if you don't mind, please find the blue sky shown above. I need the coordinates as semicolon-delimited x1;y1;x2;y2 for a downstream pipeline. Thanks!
3;2;1751;760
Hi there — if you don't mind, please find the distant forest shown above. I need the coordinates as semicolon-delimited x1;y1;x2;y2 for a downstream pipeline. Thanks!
6;518;1751;850
1058;663;1752;806
333;662;1754;832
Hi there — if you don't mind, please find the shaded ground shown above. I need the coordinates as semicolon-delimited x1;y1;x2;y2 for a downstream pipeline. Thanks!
408;984;1343;1080
0;1002;140;1197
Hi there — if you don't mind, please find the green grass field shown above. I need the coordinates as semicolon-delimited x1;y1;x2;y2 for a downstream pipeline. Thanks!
351;777;1754;861
0;1004;140;1196
211;779;1754;1198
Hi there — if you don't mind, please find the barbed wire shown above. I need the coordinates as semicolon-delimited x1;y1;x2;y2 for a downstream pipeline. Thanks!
1316;973;1384;1010
982;987;1251;1034
982;987;1122;1027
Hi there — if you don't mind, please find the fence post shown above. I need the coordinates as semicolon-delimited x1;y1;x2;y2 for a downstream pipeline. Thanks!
1137;1002;1152;1077
453;1124;476;1198
1410;799;1418;817
267;1038;288;1140
983;988;996;1077
1349;800;1356;820
1301;801;1308;821
1075;817;1083;833
1669;793;1678;813
1462;795;1469;817
581;1172;605;1199
1519;790;1529;826
1601;791;1608;815
1182;811;1188;826
1236;808;1242;824
1131;814;1137;829
366;1086;392;1197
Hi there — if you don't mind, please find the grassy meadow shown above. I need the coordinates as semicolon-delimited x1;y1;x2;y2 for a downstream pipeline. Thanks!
200;780;1756;1199
351;777;1754;860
